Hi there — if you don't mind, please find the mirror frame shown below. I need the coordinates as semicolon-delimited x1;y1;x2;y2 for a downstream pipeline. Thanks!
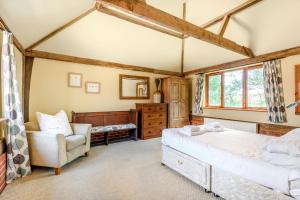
119;74;150;100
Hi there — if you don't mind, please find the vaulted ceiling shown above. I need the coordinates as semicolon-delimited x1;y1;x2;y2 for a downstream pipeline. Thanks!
1;0;300;73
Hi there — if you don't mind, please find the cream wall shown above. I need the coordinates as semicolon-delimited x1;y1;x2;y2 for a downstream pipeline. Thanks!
188;55;300;127
29;58;166;121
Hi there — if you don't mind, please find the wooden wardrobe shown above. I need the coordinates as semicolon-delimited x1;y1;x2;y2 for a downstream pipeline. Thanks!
162;77;189;128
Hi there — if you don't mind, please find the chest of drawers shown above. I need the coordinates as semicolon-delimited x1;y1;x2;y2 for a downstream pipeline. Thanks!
136;103;167;139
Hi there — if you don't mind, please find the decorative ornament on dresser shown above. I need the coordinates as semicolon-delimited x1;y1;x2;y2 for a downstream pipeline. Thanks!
153;78;162;103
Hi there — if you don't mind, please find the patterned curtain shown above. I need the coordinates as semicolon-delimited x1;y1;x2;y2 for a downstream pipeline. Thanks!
1;31;31;183
263;59;287;123
193;74;205;115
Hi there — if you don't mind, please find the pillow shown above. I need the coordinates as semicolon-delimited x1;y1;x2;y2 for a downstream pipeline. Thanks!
36;110;73;136
260;151;300;169
281;128;300;140
263;129;300;156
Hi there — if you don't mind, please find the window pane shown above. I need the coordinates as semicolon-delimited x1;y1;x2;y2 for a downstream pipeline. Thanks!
208;75;221;106
224;70;243;107
247;68;266;107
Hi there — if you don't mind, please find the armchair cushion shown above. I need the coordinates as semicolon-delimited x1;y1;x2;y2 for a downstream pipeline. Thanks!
36;110;73;136
66;135;86;151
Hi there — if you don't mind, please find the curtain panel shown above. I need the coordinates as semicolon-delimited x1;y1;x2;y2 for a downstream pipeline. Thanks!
263;59;287;123
1;31;31;183
193;74;205;115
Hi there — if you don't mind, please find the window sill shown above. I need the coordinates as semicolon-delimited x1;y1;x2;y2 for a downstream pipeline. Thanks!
204;107;267;112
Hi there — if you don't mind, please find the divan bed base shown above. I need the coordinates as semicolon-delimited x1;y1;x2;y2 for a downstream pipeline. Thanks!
212;167;295;200
161;145;211;191
161;144;295;200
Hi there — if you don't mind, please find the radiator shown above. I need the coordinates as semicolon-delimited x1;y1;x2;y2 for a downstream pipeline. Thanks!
204;118;257;133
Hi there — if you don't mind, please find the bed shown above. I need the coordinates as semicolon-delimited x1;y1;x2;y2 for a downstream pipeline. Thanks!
161;128;300;200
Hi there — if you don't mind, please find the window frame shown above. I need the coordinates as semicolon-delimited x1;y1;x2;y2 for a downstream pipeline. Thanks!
205;65;267;112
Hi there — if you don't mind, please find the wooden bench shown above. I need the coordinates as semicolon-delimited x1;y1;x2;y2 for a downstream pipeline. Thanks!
71;110;138;146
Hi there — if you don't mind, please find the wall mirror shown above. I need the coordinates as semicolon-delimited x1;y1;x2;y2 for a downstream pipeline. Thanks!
119;74;150;99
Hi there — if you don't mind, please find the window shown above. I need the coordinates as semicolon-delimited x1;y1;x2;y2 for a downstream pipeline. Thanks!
247;67;266;108
224;70;243;108
205;66;266;111
208;74;221;106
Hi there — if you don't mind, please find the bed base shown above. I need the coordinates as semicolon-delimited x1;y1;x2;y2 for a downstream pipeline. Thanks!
161;145;211;191
161;145;295;200
212;167;294;200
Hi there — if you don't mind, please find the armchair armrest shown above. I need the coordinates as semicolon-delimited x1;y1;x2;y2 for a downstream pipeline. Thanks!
26;131;67;168
70;123;91;152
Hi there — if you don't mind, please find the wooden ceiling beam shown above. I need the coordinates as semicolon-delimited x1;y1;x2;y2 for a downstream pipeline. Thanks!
0;17;25;55
184;45;300;75
218;15;230;37
97;0;254;58
25;50;181;76
26;7;96;50
201;0;263;29
180;2;186;74
96;3;183;39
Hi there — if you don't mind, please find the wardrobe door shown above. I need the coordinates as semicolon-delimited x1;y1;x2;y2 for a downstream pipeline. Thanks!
180;81;189;118
170;80;181;127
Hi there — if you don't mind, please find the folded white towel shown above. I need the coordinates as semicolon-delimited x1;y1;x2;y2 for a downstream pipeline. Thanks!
201;122;224;132
180;129;205;136
180;122;224;137
183;125;200;132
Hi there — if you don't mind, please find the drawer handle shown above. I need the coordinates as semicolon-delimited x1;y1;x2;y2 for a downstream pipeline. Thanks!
177;160;183;165
148;123;151;125
148;115;151;117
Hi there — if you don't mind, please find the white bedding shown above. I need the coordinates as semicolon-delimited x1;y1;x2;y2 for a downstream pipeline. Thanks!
162;128;300;198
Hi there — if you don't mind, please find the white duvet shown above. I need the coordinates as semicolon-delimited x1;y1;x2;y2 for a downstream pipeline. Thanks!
162;128;300;199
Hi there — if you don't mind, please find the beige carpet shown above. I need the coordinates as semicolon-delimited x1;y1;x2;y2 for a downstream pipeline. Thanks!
1;138;220;200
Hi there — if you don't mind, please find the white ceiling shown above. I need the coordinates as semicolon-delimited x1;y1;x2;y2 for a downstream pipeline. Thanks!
36;11;182;72
1;0;300;72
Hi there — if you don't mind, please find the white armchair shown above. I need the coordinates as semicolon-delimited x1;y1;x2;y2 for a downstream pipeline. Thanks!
25;122;91;175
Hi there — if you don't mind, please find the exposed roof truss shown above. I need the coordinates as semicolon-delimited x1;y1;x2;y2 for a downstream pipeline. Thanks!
96;0;254;57
201;0;263;29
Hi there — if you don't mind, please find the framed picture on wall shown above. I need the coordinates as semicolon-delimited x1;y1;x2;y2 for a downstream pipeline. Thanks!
85;82;101;94
68;72;82;88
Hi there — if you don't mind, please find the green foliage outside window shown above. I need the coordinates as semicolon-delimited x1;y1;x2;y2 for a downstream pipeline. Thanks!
208;75;221;106
247;68;266;107
224;70;243;107
207;67;266;109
